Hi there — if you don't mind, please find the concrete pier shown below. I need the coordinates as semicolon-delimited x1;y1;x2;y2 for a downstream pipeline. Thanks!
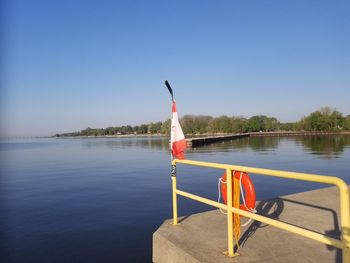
187;134;249;147
153;186;349;263
249;131;350;137
186;132;350;148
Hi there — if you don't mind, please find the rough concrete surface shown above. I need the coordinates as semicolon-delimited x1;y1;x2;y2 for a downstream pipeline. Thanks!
153;186;349;263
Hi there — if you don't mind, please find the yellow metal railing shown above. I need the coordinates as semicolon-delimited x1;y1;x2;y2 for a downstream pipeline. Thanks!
171;159;350;262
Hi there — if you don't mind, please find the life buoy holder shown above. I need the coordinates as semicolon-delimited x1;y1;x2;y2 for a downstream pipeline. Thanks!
220;171;256;214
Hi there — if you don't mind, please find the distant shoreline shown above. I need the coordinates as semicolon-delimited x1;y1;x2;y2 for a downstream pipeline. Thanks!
2;131;350;141
53;134;168;139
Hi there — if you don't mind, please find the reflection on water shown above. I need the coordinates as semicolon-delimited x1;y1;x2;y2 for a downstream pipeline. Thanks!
195;137;279;152
295;136;350;159
58;135;350;160
66;136;170;150
191;135;350;159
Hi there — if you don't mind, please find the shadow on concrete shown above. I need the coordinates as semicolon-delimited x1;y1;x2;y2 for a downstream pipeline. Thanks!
238;198;342;263
281;198;342;263
237;198;284;250
178;215;190;224
237;197;342;262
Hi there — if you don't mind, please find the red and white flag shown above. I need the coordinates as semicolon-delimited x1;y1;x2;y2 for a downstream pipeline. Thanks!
171;101;186;159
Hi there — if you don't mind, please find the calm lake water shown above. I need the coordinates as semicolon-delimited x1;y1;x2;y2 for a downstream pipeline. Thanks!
1;136;350;262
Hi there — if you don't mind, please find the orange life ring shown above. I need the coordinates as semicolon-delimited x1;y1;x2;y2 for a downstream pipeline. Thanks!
220;171;256;213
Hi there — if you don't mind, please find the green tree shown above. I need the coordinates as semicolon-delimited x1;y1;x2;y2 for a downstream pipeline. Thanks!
148;122;162;134
207;116;232;134
138;124;148;134
280;122;300;131
263;117;279;131
181;115;212;134
344;115;350;130
54;106;349;137
231;117;248;133
246;115;265;132
300;107;345;131
161;119;171;135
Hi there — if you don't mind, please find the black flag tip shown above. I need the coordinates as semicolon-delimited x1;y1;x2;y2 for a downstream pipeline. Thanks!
165;80;174;100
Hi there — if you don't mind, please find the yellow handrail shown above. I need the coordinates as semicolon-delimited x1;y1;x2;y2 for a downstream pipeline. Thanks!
171;159;350;262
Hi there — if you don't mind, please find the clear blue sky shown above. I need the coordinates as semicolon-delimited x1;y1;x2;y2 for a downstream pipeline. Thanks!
2;0;350;137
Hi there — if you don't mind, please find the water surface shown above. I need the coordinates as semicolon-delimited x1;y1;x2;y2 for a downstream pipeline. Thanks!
1;136;350;262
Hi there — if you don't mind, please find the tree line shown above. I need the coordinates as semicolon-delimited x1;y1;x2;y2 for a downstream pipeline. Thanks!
55;107;350;137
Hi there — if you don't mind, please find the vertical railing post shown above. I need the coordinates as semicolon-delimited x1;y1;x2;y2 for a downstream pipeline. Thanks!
339;184;350;263
226;168;234;256
172;163;178;225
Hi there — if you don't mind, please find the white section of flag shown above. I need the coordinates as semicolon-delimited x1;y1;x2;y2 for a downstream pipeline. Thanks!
170;101;186;159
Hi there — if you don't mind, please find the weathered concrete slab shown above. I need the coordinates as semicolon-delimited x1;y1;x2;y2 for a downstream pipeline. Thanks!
153;186;349;263
186;134;249;147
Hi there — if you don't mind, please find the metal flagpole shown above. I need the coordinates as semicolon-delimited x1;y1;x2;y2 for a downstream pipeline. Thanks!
165;80;178;225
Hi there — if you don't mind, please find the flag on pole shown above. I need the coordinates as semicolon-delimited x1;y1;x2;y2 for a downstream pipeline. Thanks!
170;101;186;159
